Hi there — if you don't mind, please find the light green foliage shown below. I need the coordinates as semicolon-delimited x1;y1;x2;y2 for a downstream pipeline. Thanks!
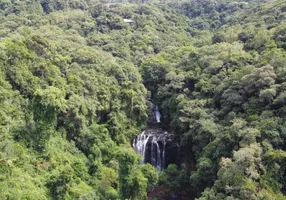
138;0;286;199
0;0;161;198
0;0;286;199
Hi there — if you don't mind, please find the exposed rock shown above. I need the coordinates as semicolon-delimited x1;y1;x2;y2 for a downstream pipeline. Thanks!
133;103;179;170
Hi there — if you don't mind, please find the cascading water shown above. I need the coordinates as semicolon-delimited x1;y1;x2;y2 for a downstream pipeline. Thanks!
132;131;150;163
133;103;168;171
162;134;167;170
154;105;161;123
133;132;167;171
151;136;162;171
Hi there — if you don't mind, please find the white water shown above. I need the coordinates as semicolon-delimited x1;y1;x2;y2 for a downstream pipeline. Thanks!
156;138;162;171
151;136;162;171
132;104;167;171
133;132;167;171
132;131;150;163
162;134;167;170
155;105;161;123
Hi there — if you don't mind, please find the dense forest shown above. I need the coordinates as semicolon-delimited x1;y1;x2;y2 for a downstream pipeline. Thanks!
0;0;285;199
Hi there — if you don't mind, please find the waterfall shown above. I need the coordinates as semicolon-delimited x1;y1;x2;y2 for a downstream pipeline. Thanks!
162;134;166;169
156;137;162;171
150;136;162;171
132;131;150;163
133;132;167;171
155;105;161;123
151;137;157;166
132;103;168;171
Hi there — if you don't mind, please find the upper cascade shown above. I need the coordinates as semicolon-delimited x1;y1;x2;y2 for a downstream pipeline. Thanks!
154;105;161;123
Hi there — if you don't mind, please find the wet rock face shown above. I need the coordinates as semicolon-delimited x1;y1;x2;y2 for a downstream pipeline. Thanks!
165;139;179;167
145;139;179;166
145;128;179;168
132;103;179;170
133;126;178;171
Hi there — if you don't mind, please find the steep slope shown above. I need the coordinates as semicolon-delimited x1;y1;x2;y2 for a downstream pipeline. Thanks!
142;0;286;199
0;0;285;199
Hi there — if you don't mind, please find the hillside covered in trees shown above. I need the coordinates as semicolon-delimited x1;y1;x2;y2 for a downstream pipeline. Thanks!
0;0;285;199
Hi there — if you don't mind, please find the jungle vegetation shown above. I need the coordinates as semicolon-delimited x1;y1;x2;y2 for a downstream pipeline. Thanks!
0;0;285;199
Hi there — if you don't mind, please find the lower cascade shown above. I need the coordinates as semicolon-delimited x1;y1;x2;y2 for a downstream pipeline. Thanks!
133;130;167;171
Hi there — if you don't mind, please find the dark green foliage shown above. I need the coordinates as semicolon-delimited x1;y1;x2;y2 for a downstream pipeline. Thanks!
138;0;286;199
158;164;182;189
0;1;160;198
0;0;286;199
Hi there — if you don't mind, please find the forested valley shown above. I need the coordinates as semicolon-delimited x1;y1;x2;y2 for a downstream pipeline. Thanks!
0;0;286;199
